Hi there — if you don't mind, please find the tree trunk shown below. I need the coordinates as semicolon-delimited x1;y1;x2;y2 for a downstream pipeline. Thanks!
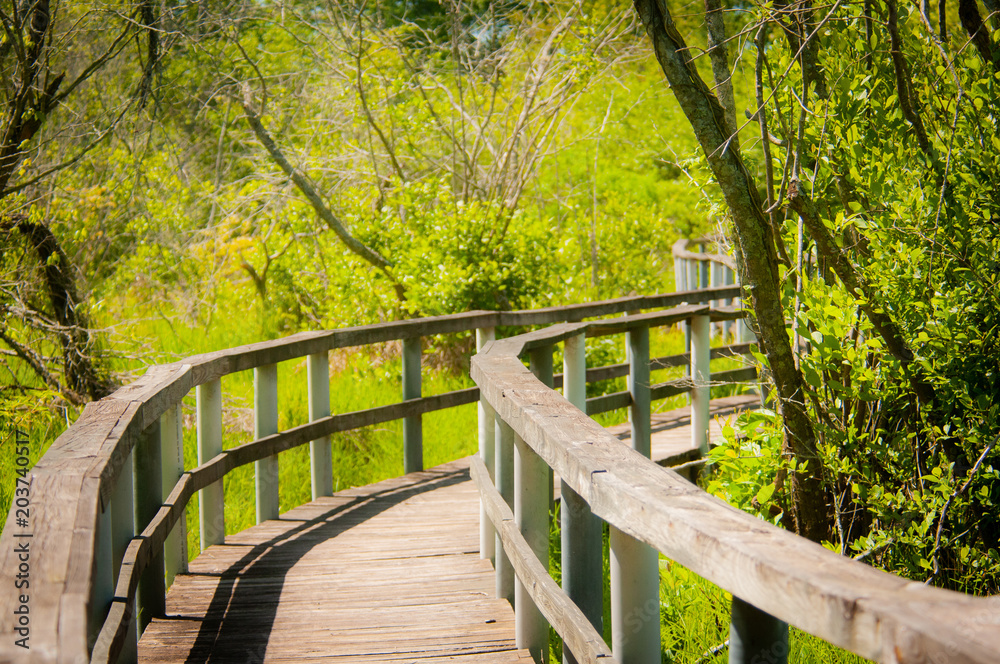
633;0;830;542
3;217;114;403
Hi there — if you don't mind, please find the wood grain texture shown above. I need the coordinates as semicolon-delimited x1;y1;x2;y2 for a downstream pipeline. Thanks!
472;337;1000;664
137;459;533;664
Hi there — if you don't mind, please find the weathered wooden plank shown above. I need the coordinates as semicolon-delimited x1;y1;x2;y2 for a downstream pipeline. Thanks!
472;341;1000;664
137;458;531;664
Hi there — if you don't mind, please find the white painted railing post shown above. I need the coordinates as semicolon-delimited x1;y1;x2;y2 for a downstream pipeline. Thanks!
611;324;660;664
134;422;165;633
495;418;515;604
402;336;423;473
691;314;711;456
255;364;280;523
308;353;333;498
112;450;137;662
561;333;603;664
160;405;187;585
477;327;497;563
197;379;225;547
515;429;550;663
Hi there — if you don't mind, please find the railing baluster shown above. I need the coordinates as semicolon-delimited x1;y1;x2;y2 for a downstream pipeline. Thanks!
611;323;660;664
528;345;555;514
89;503;113;649
255;364;280;523
197;378;225;547
691;314;711;455
495;418;515;604
477;327;497;563
308;352;333;498
729;596;788;664
112;450;137;662
161;405;187;584
627;325;651;457
402;336;423;473
134;422;165;632
561;332;602;664
514;429;550;663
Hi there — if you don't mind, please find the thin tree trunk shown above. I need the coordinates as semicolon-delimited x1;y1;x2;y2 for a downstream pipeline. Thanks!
633;0;830;541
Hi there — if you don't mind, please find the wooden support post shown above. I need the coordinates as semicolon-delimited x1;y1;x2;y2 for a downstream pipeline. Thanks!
685;258;698;379
495;418;515;604
254;364;280;523
160;405;187;585
478;327;497;563
515;431;550;663
134;421;165;633
402;336;423;473
610;527;660;664
308;353;333;499
89;503;113;649
691;314;711;455
197;378;225;548
611;323;660;664
112;450;137;663
729;597;789;664
627;325;651;457
561;333;603;664
529;345;555;513
723;265;735;340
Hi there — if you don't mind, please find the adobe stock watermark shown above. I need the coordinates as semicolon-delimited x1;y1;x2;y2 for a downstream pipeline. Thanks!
8;425;33;650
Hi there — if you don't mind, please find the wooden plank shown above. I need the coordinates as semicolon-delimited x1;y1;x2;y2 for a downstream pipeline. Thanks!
472;341;1000;664
472;457;618;664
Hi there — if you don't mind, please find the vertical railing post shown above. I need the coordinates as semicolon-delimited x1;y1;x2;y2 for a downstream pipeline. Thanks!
402;336;423;474
197;379;225;547
611;324;660;664
255;364;280;523
477;327;497;563
134;421;165;633
691;314;711;456
515;430;550;663
729;597;789;664
89;503;113;649
529;345;555;513
561;333;603;664
627;325;651;457
112;450;137;662
308;352;333;498
160;405;187;585
723;264;735;340
495;418;515;604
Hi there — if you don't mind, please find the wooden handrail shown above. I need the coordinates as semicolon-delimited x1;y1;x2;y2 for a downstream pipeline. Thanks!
0;287;748;662
471;314;1000;664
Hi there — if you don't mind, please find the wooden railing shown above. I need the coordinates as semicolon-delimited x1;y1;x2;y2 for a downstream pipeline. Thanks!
0;286;746;663
470;251;1000;664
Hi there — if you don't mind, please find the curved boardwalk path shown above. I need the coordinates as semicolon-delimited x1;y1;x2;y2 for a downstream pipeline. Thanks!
138;395;757;663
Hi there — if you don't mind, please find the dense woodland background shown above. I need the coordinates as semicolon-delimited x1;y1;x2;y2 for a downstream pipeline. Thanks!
2;0;1000;632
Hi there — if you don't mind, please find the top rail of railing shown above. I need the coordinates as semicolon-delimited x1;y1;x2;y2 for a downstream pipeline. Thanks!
471;295;1000;664
0;285;740;663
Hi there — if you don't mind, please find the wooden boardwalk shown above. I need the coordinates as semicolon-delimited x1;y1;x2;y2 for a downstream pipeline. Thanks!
139;396;757;663
139;459;532;663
